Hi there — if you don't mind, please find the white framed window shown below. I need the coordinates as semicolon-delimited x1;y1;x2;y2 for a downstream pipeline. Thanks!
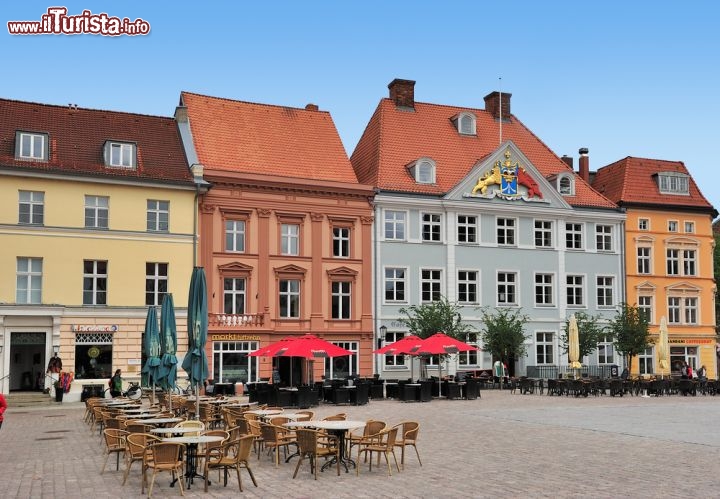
536;332;554;365
416;160;435;184
457;215;477;244
668;220;678;233
383;331;408;368
16;131;48;161
279;279;300;318
597;335;615;364
105;141;135;168
497;218;516;246
224;277;246;315
658;172;689;194
666;249;680;275
145;262;168;306
331;281;351;319
420;269;442;303
638;218;649;231
457;332;479;366
558;175;574;195
85;195;109;229
667;297;681;324
421;213;442;242
534;220;553;248
596;276;614;307
497;272;518;306
683;250;697;276
457;270;479;304
457;112;476;135
565;223;583;250
16;257;42;304
384;267;406;303
225;220;246;252
683;297;698;324
638;295;653;323
325;342;358;379
637;247;651;274
534;273;554;306
566;275;584;307
332;226;350;258
638;347;654;375
19;190;44;225
595;225;613;252
83;260;107;305
281;223;300;255
684;221;695;233
147;200;169;232
384;210;406;241
212;340;259;384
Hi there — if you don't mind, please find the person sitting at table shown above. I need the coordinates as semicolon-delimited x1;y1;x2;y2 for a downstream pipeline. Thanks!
696;365;707;381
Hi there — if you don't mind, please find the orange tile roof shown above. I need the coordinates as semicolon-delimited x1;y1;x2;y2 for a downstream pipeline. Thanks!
351;98;616;209
592;156;715;212
181;92;358;184
0;98;193;185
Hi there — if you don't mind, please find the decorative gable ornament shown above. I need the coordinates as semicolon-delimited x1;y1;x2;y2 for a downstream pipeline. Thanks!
470;148;543;201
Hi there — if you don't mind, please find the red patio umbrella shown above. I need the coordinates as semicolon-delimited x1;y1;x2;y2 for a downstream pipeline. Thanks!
248;334;353;385
374;334;424;381
271;334;353;359
248;336;294;358
408;332;478;396
409;332;477;356
372;334;423;355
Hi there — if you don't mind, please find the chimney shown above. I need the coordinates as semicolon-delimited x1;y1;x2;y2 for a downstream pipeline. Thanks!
561;155;573;169
305;103;319;111
578;147;590;183
388;78;416;109
484;91;511;120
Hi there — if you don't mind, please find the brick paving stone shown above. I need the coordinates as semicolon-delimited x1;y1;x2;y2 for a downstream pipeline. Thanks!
1;390;719;498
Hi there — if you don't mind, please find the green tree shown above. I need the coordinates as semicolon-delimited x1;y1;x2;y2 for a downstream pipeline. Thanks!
397;297;473;339
607;302;652;372
477;307;530;364
559;311;606;361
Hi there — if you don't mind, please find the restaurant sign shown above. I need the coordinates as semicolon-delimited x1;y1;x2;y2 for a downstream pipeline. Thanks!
71;324;118;332
210;333;262;341
669;338;714;344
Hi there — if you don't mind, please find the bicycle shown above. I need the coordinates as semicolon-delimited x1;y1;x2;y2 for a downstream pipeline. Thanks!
104;381;142;400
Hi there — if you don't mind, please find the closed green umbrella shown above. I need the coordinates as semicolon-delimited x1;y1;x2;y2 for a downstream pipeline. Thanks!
142;306;161;403
158;293;178;391
181;267;209;419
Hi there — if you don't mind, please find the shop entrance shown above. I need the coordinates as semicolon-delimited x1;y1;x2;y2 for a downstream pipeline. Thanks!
276;357;302;387
9;332;47;392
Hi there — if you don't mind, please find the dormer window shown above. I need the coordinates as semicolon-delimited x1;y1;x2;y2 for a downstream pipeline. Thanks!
15;131;48;161
104;141;136;168
558;174;574;195
407;158;436;184
452;112;476;135
657;172;689;195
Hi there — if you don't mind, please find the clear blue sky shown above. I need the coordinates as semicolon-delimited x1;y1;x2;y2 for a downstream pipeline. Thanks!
3;1;719;212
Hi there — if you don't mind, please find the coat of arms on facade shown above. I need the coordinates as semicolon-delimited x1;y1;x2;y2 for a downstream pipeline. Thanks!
471;149;543;200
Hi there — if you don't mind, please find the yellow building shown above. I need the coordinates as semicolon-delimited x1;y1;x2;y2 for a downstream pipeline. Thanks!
593;157;718;378
0;98;200;401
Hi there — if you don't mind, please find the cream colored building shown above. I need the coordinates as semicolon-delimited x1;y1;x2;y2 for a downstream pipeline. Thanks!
0;98;200;401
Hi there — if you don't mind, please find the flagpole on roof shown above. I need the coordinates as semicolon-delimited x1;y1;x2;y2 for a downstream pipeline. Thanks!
499;76;503;145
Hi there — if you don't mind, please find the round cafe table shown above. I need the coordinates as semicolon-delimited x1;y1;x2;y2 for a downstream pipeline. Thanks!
162;435;225;489
150;426;204;435
285;420;365;472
